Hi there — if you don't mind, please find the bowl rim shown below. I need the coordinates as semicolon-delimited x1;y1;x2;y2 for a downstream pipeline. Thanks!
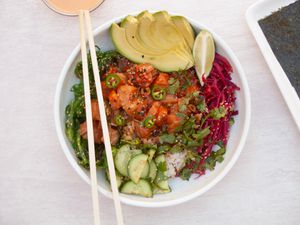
54;12;251;208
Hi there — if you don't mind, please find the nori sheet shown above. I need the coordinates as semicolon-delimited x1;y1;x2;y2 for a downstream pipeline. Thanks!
259;0;300;98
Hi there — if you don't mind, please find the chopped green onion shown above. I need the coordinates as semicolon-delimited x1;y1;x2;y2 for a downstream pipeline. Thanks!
209;106;227;120
186;140;201;147
157;145;171;154
179;104;187;112
170;144;183;153
192;127;211;140
168;79;180;94
159;133;176;144
180;168;193;180
197;100;206;112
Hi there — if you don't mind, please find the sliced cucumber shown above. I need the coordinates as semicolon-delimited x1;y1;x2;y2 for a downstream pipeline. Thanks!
115;145;132;176
154;154;166;165
154;154;169;190
106;170;123;188
121;179;153;198
131;149;142;157
140;161;150;178
155;179;169;190
128;154;148;183
119;144;131;152
152;184;171;194
148;160;157;182
147;149;156;161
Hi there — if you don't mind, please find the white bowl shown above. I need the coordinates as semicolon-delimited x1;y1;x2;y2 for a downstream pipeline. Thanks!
54;13;251;208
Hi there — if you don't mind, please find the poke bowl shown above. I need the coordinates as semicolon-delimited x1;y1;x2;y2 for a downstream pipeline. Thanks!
54;11;251;207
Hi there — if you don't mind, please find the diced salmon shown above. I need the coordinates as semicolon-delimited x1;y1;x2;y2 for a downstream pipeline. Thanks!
166;114;183;133
130;64;157;88
101;127;120;145
107;67;118;74
91;99;100;120
117;85;137;106
117;85;148;119
108;90;122;110
161;94;178;104
153;73;169;87
101;81;111;99
80;121;119;145
186;85;200;95
117;73;127;85
147;102;161;117
134;121;153;139
79;121;103;144
156;105;168;126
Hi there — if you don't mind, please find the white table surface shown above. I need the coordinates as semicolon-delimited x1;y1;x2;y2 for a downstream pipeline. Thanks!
1;0;299;224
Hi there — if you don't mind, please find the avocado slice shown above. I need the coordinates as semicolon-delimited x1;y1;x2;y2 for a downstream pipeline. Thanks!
120;16;167;55
172;16;195;50
137;11;165;51
110;23;191;72
151;11;188;50
137;11;193;67
136;10;149;20
136;11;191;58
151;11;194;65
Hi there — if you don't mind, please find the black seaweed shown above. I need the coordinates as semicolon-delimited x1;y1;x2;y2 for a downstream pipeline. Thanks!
259;0;300;98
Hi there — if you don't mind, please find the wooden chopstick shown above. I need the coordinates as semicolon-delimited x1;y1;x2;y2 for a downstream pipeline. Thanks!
81;10;125;225
79;10;101;225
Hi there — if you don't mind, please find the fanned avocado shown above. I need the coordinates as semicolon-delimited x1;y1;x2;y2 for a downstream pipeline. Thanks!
172;16;195;49
110;11;195;71
110;23;191;72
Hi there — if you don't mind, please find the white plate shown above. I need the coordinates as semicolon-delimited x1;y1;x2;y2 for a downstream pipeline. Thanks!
54;12;251;207
246;0;300;130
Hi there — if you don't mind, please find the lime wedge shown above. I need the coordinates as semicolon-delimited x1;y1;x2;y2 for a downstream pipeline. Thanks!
193;30;215;86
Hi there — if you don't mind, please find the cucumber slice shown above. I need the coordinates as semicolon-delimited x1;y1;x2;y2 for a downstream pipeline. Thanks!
154;154;169;190
131;149;142;157
154;154;166;164
128;154;148;183
152;184;171;194
115;145;132;176
148;160;157;182
155;179;169;190
106;170;123;188
121;179;153;198
140;161;150;178
119;144;131;152
147;149;156;161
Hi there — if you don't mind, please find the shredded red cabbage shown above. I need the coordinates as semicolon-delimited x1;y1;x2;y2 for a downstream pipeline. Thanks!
189;53;240;176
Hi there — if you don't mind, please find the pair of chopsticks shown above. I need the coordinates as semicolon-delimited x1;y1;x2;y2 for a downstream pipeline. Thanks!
79;10;125;225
